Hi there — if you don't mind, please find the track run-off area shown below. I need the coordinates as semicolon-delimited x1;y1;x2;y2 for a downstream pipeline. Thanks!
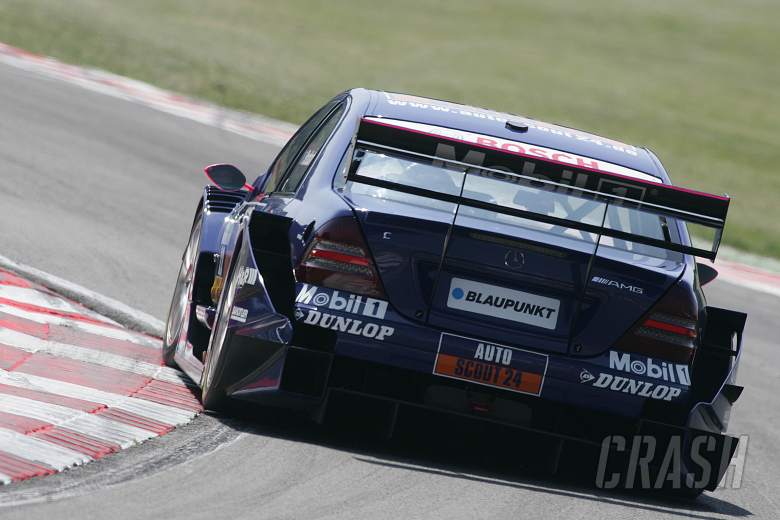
0;43;778;520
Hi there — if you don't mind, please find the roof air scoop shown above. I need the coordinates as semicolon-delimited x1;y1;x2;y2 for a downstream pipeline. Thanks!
505;120;529;132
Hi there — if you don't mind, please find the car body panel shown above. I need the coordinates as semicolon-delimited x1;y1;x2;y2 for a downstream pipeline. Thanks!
167;88;745;490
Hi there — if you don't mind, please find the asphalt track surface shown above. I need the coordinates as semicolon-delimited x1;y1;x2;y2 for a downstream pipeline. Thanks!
0;62;778;520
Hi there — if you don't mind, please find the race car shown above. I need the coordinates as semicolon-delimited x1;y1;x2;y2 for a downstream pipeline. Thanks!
163;89;746;495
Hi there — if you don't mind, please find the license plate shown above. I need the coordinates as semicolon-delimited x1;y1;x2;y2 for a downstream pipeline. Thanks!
433;333;548;396
446;278;560;330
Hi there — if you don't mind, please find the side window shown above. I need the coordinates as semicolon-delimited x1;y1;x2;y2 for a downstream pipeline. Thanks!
262;98;341;192
276;102;347;193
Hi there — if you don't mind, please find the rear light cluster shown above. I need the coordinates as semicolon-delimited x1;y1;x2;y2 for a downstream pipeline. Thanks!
638;313;697;348
615;281;699;363
306;240;371;274
295;217;386;298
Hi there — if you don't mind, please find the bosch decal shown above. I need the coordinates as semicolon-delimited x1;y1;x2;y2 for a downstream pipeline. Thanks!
366;116;653;180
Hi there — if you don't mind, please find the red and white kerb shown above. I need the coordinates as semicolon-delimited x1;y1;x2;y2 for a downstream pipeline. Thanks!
0;269;201;485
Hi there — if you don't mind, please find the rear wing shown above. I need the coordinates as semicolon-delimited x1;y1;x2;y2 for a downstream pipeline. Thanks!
347;117;730;260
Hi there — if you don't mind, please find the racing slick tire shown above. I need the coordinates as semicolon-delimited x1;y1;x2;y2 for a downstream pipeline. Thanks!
199;238;244;411
162;212;205;367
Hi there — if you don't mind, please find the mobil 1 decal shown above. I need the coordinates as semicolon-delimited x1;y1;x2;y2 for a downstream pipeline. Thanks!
576;351;690;402
433;333;549;396
294;284;395;341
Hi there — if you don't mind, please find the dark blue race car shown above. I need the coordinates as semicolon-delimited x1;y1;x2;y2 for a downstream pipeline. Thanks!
163;90;746;494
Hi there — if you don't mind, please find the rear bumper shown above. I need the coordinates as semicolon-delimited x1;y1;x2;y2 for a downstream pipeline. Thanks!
228;282;742;436
289;284;703;418
219;279;745;491
228;344;738;491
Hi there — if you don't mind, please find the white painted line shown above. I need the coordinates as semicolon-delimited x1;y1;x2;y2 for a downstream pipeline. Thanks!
0;285;114;323
714;260;780;300
0;42;297;147
717;274;780;299
0;303;160;349
0;429;89;470
0;328;187;385
0;370;195;426
0;395;154;448
0;253;162;337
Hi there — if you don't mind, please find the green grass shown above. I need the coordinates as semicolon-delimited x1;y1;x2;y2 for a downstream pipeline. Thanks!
1;0;779;256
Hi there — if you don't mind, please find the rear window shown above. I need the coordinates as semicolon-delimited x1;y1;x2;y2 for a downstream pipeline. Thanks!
345;149;682;259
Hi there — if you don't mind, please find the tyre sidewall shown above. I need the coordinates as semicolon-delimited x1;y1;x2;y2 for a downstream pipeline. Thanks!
200;237;244;411
162;213;203;366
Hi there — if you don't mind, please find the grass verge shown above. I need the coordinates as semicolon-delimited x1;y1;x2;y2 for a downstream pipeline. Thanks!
1;0;778;256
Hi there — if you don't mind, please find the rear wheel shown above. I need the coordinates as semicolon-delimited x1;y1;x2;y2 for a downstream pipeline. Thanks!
162;214;203;367
200;239;243;411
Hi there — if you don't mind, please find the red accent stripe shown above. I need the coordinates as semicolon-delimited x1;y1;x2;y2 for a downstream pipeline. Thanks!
32;428;119;459
1;342;197;410
0;409;119;458
361;118;730;201
0;382;104;412
0;376;178;435
643;318;697;338
130;380;202;412
0;271;32;288
0;312;48;337
47;322;163;365
309;248;370;267
0;296;117;328
14;352;151;395
93;408;172;435
0;343;32;371
0;411;50;433
0;450;54;481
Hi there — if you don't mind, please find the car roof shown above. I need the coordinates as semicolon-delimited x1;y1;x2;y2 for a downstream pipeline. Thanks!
362;90;667;181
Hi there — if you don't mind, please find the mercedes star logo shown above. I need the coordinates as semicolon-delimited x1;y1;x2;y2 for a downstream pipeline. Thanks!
504;249;525;270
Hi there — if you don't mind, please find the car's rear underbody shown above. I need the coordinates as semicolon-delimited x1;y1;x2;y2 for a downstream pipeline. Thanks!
220;334;740;493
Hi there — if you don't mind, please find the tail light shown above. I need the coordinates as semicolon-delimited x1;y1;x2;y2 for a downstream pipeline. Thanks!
614;281;699;363
295;216;386;298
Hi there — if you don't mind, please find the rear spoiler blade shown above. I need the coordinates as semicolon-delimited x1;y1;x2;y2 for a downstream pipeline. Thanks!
349;117;730;260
